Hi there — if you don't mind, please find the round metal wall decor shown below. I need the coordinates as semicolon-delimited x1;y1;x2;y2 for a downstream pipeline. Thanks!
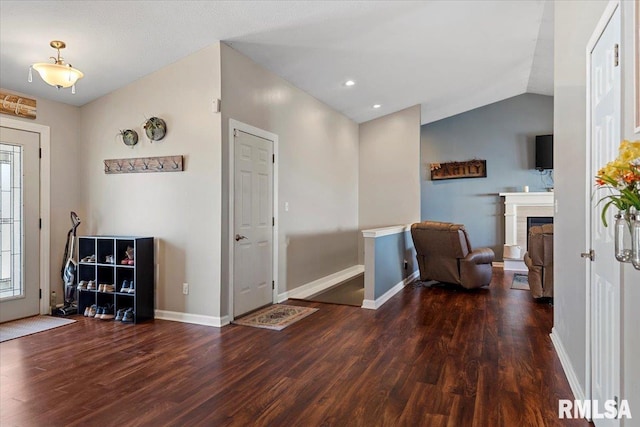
143;117;167;142
119;129;138;147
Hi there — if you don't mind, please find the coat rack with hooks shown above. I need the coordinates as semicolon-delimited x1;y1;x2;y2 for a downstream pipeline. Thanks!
104;155;183;174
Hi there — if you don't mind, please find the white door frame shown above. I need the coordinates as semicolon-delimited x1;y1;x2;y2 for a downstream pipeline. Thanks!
584;0;621;405
0;116;51;316
228;119;278;321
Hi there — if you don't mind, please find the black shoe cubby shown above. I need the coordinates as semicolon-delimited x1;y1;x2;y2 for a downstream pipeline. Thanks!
76;236;154;324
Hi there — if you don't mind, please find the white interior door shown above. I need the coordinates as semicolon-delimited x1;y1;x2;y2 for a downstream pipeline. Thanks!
233;129;274;317
0;126;40;322
589;5;621;425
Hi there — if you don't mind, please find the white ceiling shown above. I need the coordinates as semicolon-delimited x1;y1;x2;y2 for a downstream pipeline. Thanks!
0;0;553;125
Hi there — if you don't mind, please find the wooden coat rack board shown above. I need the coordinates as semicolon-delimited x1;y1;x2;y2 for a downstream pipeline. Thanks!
104;155;183;174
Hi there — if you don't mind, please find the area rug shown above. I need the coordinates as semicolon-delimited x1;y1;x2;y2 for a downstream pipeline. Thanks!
233;304;318;331
0;315;76;343
511;273;530;290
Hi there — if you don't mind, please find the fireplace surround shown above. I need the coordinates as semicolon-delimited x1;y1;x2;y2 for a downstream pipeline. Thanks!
499;192;554;271
526;216;553;247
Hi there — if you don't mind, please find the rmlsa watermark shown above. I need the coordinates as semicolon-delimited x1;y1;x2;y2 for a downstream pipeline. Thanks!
559;399;632;419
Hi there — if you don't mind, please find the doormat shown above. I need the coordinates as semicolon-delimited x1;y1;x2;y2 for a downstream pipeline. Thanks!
511;274;530;290
233;304;318;331
0;315;76;343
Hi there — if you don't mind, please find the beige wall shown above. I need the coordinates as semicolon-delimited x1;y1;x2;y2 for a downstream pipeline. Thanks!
553;0;607;395
220;43;359;307
554;0;640;409
78;44;223;318
0;89;81;305
358;104;421;230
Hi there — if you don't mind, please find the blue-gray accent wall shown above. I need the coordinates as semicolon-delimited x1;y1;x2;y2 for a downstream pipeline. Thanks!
420;93;554;260
374;231;417;299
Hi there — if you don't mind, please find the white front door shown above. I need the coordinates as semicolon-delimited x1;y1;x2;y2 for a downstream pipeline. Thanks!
233;129;274;317
0;126;40;322
588;4;621;425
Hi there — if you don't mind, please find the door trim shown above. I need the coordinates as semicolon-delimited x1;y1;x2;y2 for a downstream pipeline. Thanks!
228;119;278;321
584;0;621;405
0;116;51;316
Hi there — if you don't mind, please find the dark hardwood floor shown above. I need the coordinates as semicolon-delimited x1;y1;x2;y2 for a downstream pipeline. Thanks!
1;269;590;426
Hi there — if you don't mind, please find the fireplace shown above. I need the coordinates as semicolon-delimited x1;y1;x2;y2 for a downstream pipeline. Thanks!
499;192;554;271
526;216;553;249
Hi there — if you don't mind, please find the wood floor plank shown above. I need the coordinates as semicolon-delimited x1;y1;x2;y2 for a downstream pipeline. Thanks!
0;268;591;426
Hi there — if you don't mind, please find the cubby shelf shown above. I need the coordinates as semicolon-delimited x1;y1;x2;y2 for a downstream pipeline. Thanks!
76;236;154;324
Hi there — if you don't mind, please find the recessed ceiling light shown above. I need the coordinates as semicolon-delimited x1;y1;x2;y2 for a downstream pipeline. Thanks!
373;104;381;109
344;80;355;87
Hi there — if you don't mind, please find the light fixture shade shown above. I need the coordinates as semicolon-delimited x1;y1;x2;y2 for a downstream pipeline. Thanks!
32;62;83;88
29;40;83;92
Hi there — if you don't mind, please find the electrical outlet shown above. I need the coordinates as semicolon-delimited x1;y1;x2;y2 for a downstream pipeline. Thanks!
183;283;189;295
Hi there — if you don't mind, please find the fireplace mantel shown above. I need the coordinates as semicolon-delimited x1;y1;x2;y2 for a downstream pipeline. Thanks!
499;192;555;205
499;192;554;271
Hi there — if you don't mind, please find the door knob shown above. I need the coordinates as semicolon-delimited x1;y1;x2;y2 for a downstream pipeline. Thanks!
581;250;594;261
235;234;247;241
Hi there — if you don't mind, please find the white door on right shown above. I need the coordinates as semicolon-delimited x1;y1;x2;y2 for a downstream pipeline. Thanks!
589;4;621;426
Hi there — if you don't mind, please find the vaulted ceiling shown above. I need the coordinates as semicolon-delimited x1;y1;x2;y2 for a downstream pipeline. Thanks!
0;0;553;124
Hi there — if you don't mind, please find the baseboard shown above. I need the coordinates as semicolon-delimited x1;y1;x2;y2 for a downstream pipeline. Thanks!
155;309;229;327
281;265;365;301
362;270;419;310
492;261;504;268
277;291;289;303
550;328;586;401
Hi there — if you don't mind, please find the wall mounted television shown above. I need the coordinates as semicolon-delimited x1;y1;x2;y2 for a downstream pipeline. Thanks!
535;134;553;170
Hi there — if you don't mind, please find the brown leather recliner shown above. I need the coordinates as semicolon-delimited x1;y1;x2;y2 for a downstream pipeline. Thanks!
410;221;495;289
524;224;553;299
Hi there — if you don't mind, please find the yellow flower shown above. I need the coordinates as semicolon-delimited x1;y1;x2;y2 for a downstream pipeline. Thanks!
619;140;640;161
595;140;640;224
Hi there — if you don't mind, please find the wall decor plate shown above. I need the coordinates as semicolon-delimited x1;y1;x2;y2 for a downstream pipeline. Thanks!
119;129;138;147
143;117;167;141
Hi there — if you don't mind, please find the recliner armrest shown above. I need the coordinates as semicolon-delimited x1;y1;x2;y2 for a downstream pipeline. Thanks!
463;248;495;265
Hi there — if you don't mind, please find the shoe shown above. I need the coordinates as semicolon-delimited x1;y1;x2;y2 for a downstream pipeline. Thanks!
121;246;134;265
100;305;115;320
127;281;135;294
98;284;113;292
87;304;97;318
121;308;134;323
105;255;114;264
77;280;88;291
87;280;96;291
83;306;90;316
94;306;105;319
120;280;129;293
81;254;96;263
115;308;127;321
